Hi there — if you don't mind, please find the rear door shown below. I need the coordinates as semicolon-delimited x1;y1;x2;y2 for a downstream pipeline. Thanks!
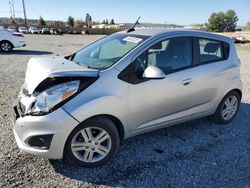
188;37;230;109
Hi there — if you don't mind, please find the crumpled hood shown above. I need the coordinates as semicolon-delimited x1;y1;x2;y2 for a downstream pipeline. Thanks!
23;56;99;94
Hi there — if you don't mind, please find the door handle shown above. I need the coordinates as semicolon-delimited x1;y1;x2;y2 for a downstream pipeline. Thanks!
182;78;192;85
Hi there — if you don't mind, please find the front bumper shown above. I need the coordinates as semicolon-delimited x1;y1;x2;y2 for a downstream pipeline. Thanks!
12;102;79;159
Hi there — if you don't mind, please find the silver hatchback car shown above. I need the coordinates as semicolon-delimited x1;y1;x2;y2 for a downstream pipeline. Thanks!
12;29;242;167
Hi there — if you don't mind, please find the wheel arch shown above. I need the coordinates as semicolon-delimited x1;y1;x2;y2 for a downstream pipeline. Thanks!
83;114;125;140
66;114;125;143
222;88;242;101
0;40;14;48
213;88;242;124
213;87;242;116
63;114;124;164
231;88;242;100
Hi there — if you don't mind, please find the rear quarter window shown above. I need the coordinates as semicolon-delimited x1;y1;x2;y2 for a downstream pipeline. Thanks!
199;38;223;63
197;38;230;64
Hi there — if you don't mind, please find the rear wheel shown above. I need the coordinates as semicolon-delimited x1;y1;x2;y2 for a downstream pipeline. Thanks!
64;117;120;167
213;90;241;124
0;41;13;52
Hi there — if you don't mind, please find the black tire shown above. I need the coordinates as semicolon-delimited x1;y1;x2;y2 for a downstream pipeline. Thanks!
64;117;120;167
213;90;241;124
0;41;13;52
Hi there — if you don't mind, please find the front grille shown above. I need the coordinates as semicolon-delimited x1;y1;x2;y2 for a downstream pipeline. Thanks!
22;87;31;97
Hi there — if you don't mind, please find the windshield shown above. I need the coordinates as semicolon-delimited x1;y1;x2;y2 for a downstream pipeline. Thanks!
71;34;149;70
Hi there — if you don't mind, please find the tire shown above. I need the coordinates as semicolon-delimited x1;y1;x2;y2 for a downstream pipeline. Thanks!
64;117;120;167
213;90;241;124
0;41;13;52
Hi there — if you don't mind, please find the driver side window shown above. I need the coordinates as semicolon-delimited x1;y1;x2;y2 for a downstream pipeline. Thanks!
134;37;193;75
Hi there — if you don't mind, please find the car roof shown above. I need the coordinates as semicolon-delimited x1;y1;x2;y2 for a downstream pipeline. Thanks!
118;28;231;42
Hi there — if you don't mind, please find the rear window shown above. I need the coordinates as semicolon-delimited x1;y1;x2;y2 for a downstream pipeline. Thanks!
198;38;230;64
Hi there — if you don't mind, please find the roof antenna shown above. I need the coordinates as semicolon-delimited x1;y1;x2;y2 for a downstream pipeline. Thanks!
127;16;141;33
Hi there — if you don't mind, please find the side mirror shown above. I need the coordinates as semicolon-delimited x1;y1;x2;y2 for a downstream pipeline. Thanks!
142;65;166;79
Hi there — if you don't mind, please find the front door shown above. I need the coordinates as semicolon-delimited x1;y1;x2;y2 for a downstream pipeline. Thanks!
127;36;213;133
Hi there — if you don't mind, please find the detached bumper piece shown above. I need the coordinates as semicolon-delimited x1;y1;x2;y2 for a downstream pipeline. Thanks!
13;105;20;120
12;101;25;121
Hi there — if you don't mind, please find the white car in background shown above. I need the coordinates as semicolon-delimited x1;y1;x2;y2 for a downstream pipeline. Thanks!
29;26;39;34
0;29;26;52
7;26;17;32
18;27;28;34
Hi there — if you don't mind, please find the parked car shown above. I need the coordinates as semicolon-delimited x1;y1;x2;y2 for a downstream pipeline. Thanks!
7;26;17;32
72;30;80;34
232;36;248;44
65;28;73;34
236;36;247;43
41;27;50;34
0;29;25;52
12;29;242;167
18;26;28;34
0;26;5;29
50;28;63;35
29;26;39;34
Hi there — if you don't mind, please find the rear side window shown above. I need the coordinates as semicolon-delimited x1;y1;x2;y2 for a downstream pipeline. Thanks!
198;38;223;64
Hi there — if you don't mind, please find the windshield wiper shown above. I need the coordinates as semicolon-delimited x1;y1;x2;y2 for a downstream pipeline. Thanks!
65;53;76;61
75;61;90;68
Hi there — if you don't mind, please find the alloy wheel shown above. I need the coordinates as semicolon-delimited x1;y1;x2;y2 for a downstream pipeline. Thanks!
71;127;112;163
1;42;12;52
221;95;239;121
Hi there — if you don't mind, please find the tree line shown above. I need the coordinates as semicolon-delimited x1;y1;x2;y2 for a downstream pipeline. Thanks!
66;13;115;28
4;9;250;32
37;13;115;28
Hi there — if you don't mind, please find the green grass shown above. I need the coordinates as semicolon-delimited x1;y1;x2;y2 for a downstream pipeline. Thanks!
236;44;250;51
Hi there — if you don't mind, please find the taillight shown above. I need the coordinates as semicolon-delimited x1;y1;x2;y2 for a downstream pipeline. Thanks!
13;33;24;37
237;58;241;67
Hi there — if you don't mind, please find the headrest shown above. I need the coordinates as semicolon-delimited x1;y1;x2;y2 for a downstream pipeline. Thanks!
204;42;220;53
151;42;162;50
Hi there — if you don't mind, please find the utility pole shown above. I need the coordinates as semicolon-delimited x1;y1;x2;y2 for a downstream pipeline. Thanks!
22;0;27;26
9;1;13;18
11;0;15;19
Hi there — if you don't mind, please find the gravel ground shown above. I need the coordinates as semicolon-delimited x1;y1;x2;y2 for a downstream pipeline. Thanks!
0;34;250;188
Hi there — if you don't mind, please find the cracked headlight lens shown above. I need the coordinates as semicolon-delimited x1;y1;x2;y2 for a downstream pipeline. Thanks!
30;80;80;114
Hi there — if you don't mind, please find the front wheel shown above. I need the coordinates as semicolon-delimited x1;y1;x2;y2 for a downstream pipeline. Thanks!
0;41;13;52
64;117;120;167
213;90;241;124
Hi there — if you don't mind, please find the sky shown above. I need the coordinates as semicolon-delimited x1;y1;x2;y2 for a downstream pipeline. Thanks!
0;0;249;26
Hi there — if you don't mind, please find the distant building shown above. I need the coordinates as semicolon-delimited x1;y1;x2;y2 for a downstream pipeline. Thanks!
92;24;120;29
183;24;206;31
